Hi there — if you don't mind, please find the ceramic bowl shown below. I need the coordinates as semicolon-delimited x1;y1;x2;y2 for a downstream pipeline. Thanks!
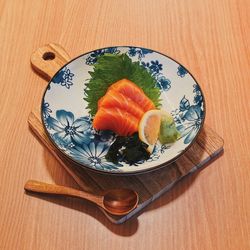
41;46;205;174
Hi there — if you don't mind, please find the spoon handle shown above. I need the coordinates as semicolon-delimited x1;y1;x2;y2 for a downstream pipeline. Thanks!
24;180;103;206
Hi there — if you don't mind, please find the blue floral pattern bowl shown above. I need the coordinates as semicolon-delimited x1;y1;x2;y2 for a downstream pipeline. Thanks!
42;46;205;174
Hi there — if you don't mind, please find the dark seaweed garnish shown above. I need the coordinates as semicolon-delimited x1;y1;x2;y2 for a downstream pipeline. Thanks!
105;133;150;165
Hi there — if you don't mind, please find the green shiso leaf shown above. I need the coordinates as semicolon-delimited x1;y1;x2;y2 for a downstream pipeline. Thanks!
84;53;161;116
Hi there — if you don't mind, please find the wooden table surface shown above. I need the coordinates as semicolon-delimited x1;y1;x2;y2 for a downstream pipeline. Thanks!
0;0;249;249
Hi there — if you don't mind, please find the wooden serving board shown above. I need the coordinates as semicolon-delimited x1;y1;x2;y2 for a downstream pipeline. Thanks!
29;44;224;224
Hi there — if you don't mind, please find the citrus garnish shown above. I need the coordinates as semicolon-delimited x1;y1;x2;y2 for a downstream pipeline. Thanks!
138;110;162;153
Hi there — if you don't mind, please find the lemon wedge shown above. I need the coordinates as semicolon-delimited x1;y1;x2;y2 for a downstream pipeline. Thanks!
138;110;162;153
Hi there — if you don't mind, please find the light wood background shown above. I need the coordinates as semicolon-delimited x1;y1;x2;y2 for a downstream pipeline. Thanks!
0;0;249;249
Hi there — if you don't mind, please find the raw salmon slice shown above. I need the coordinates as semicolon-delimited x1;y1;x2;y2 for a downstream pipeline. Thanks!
108;79;155;112
98;89;144;120
93;107;139;136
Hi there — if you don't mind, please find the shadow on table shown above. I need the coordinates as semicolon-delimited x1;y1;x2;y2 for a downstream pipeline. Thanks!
27;126;223;236
25;150;223;236
144;150;224;212
24;148;139;236
25;190;139;236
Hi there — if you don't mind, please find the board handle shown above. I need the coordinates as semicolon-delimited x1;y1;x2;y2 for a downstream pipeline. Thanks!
30;43;71;81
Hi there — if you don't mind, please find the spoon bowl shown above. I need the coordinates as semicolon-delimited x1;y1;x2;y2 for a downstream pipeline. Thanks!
24;180;139;216
103;189;139;215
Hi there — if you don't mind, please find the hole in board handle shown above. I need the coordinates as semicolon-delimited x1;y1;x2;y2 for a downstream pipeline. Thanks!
43;52;55;61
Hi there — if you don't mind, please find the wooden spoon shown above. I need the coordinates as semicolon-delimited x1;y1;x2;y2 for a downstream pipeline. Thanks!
24;180;139;216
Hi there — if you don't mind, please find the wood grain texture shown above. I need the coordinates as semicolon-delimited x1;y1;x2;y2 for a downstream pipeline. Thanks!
24;180;105;208
28;108;223;224
30;43;70;80
0;0;249;249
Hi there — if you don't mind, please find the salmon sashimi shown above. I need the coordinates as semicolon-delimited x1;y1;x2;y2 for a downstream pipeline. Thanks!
98;89;144;120
93;78;157;136
93;107;139;136
108;79;155;112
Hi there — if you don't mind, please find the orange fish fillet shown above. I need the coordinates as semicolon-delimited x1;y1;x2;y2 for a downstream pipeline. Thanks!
108;79;155;112
98;89;144;120
93;107;139;136
93;78;156;136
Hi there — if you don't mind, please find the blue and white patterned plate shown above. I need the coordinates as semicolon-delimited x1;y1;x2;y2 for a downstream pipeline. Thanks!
42;46;205;174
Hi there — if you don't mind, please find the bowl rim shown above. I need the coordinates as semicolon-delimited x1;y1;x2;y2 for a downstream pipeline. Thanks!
41;45;206;175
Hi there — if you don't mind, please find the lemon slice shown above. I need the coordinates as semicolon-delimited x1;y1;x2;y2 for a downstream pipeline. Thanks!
138;110;162;153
